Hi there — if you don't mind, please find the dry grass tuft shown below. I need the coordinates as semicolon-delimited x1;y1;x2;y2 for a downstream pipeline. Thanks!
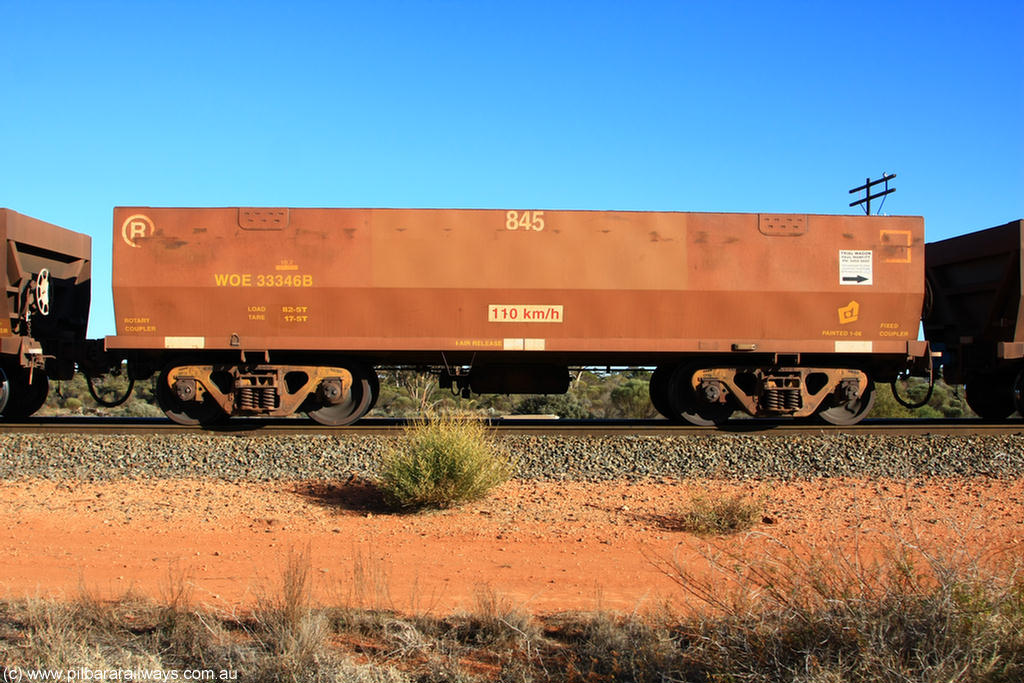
252;547;329;678
449;584;539;649
675;491;763;535
655;519;1024;682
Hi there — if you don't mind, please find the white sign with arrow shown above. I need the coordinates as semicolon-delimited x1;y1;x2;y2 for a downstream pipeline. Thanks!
839;250;873;285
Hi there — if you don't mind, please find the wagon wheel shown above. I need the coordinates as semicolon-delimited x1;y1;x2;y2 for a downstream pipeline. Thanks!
816;378;876;426
648;365;675;419
668;364;733;426
1015;370;1024;417
307;365;376;426
965;374;1016;420
156;367;228;426
364;366;381;414
0;367;9;415
0;366;49;418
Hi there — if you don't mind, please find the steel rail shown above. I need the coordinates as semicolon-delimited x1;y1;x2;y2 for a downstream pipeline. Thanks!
0;416;1021;437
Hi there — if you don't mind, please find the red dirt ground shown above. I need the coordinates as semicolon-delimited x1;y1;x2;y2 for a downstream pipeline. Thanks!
1;477;1021;614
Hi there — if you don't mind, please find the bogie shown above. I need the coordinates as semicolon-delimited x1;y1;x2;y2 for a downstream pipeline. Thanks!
153;361;379;426
648;363;877;426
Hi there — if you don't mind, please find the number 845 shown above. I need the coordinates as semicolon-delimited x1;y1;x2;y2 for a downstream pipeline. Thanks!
506;210;545;232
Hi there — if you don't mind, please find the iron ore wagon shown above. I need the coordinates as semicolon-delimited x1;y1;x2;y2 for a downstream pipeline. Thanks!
104;207;929;425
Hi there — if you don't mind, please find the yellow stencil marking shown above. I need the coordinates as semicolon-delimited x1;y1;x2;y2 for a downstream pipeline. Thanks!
838;301;859;325
880;229;912;263
454;339;503;348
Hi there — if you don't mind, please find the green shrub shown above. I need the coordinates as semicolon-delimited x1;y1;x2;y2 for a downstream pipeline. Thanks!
870;378;973;419
512;393;589;418
378;416;512;510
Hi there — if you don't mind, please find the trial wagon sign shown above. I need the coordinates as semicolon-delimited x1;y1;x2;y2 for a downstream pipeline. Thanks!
839;250;873;285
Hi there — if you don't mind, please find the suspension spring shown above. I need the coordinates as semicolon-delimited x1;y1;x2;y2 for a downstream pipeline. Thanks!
237;383;280;412
260;387;277;409
784;388;802;410
238;387;258;411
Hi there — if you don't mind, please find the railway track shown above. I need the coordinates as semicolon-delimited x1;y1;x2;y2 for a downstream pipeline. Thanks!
1;416;1022;437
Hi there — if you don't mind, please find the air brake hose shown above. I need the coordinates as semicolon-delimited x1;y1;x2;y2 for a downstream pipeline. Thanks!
891;369;935;410
87;373;136;408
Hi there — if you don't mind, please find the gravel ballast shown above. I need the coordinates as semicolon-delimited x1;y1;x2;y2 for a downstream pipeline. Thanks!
0;432;1022;480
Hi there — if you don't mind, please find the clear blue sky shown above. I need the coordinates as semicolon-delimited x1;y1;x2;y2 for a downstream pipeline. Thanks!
1;1;1021;337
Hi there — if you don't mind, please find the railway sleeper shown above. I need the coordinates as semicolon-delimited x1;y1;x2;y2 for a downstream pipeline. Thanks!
162;364;354;419
688;366;871;419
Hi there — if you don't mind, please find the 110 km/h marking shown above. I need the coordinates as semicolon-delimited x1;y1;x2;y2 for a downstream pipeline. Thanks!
489;305;563;322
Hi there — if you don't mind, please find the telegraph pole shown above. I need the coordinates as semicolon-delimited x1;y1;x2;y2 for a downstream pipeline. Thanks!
849;173;896;215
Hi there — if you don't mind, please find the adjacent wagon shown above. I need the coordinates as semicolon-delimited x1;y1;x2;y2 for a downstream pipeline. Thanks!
0;208;91;416
924;219;1024;418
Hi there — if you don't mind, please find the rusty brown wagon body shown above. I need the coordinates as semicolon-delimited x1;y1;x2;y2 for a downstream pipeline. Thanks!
106;207;928;425
925;219;1024;418
0;209;91;416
